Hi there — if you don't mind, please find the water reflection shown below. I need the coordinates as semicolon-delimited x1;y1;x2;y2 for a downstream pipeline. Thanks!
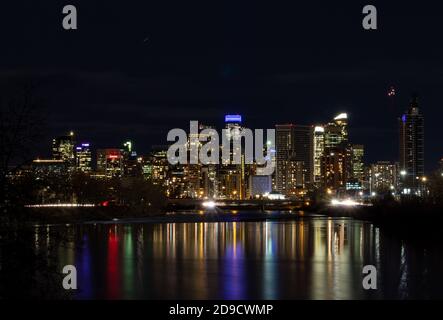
33;218;443;299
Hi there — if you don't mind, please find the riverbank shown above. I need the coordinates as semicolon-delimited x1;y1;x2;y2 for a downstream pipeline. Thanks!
25;206;323;225
24;206;163;224
20;203;443;243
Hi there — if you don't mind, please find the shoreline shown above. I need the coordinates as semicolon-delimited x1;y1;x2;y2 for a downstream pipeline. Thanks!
20;204;443;243
27;207;328;226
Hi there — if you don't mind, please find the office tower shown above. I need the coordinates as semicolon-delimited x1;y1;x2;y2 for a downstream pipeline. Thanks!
121;140;142;177
293;125;314;184
370;161;397;194
219;115;246;199
313;126;325;185
348;144;364;190
52;131;75;168
96;149;123;178
324;113;348;149
218;166;242;199
288;159;305;190
199;124;218;198
351;145;364;179
399;96;424;190
165;164;184;198
182;123;217;199
275;124;295;194
201;165;218;198
321;113;352;192
75;143;92;172
149;145;169;185
320;147;350;192
275;124;306;197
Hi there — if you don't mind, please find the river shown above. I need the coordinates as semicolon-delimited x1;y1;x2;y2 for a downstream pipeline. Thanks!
34;214;443;299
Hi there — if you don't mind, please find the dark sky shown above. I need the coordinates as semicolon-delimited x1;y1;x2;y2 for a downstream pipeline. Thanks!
1;1;442;170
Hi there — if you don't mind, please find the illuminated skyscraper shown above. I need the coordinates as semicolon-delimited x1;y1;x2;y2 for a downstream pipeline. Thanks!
348;144;365;190
399;96;424;190
75;143;92;172
370;161;397;194
324;113;348;149
313;126;325;185
148;146;169;185
97;149;123;178
121;140;142;177
293;125;314;185
275;124;295;194
320;147;350;192
321;113;352;192
198;124;218;198
52;131;75;168
219;115;246;199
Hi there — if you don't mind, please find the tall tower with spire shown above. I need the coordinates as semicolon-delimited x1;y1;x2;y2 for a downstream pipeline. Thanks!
399;95;424;191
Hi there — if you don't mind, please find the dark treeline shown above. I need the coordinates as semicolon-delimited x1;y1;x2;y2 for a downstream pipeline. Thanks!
11;171;166;212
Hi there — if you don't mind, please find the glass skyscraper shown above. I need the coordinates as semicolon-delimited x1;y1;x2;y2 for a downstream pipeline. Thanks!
399;96;424;191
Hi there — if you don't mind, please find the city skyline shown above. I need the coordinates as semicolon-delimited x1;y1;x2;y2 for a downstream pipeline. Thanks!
2;3;443;172
22;93;440;172
32;95;438;173
3;1;443;303
24;104;435;201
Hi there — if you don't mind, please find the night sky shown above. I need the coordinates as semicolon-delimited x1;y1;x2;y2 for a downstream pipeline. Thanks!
1;1;442;170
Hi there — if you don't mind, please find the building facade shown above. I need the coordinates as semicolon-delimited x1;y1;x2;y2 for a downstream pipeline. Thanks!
97;149;124;178
399;96;424;191
75;143;92;172
370;161;397;194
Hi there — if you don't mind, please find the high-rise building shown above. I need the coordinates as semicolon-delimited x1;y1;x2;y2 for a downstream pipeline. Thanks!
321;113;351;192
293;125;314;184
370;161;397;194
201;165;218;198
399;96;424;190
121;141;142;177
75;143;92;172
313;126;325;185
275;124;308;196
288;159;305;190
149;146;169;184
275;124;295;195
97;149;123;178
324;113;348;149
320;147;350;192
52;131;75;168
219;115;247;199
196;124;218;198
349;144;365;189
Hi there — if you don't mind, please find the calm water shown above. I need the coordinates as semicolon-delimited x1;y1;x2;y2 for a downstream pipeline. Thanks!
34;216;443;299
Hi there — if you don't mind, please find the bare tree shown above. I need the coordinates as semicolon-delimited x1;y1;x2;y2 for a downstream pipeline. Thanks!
0;82;45;211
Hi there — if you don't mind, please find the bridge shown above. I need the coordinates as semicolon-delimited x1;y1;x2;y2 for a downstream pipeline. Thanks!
166;198;309;212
